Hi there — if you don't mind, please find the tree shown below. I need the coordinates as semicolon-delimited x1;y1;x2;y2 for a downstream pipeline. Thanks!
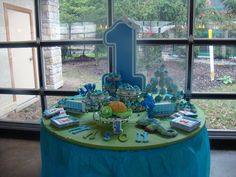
115;0;187;39
223;0;236;58
115;0;187;23
59;0;188;63
59;0;106;23
115;0;187;70
223;0;236;14
195;0;206;17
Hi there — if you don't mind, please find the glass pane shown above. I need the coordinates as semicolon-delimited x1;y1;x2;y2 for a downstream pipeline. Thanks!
192;99;236;130
0;0;36;42
114;0;188;38
0;94;41;124
47;96;67;108
137;45;187;91
41;0;107;40
0;48;39;89
194;0;236;38
192;45;236;92
43;45;108;90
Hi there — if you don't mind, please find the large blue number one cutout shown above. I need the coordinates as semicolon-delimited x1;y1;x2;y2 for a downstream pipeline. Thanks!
103;18;146;90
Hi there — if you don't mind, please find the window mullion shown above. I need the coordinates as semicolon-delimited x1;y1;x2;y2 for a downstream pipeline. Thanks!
35;0;47;111
186;0;195;100
108;0;114;72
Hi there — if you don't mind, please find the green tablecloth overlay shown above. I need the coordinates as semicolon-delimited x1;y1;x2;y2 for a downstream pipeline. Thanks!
42;108;206;150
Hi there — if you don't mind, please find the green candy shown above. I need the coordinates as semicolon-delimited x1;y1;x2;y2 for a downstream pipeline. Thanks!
113;108;132;118
100;106;113;118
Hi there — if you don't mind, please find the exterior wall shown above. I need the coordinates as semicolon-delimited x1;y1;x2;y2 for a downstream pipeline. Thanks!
0;0;35;116
0;49;13;117
41;0;63;89
0;0;35;41
0;49;11;88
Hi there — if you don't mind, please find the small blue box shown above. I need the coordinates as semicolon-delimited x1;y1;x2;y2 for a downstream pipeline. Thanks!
64;100;86;113
51;115;80;129
170;116;201;132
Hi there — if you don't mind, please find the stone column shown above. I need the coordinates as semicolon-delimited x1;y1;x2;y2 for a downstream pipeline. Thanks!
41;0;63;89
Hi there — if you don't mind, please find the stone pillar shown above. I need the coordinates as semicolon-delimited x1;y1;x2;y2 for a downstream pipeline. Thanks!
41;0;63;89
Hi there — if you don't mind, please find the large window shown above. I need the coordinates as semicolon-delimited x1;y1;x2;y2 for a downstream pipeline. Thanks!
114;0;188;38
0;0;235;134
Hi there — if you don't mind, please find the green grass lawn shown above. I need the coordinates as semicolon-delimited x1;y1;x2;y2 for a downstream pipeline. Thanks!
192;84;236;130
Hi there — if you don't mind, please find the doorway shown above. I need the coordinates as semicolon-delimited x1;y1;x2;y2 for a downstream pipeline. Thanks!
3;3;38;107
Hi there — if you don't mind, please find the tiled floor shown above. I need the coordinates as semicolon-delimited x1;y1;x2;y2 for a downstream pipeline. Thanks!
210;150;236;177
0;138;41;177
0;138;235;177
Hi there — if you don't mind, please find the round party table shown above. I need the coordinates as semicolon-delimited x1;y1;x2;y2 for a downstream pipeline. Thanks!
40;109;210;177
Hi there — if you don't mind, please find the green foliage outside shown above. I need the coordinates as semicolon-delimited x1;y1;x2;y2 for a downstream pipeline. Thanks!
59;0;236;62
194;0;236;59
59;0;188;63
115;0;187;39
223;0;236;14
115;0;187;68
217;75;235;85
59;0;106;24
114;0;187;23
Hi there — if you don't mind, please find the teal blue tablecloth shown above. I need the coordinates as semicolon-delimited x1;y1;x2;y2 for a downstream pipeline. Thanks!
41;126;210;177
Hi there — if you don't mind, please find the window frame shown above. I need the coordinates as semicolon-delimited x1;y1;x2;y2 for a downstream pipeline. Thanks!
0;0;236;138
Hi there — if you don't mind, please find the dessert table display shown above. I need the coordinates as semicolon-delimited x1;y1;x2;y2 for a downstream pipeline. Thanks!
40;18;210;177
41;115;209;177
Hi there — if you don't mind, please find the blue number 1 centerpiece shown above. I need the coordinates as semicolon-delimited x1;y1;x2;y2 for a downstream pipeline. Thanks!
103;17;146;91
